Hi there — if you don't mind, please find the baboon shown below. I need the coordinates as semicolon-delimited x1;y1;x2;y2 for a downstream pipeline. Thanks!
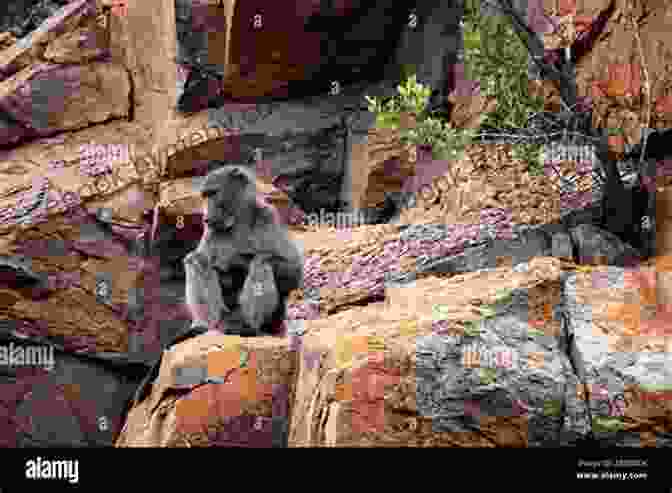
183;165;303;336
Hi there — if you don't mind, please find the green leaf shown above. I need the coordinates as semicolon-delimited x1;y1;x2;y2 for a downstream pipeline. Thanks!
463;320;481;336
477;306;497;318
593;417;625;432
399;64;416;83
479;368;497;384
432;148;452;161
239;349;250;368
640;383;672;393
364;95;377;107
494;289;513;303
543;399;562;417
376;113;400;129
432;304;451;320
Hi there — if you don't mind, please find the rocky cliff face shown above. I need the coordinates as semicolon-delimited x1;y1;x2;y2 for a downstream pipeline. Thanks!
0;0;670;449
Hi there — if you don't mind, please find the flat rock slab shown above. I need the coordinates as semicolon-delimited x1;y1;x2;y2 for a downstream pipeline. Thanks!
116;332;297;447
0;61;130;147
289;257;590;446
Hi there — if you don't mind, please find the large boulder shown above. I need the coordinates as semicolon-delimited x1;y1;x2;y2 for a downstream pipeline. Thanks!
0;0;124;147
174;0;465;113
115;332;297;447
115;253;671;447
0;118;173;361
0;0;100;81
288;256;670;446
0;62;131;146
0;328;148;447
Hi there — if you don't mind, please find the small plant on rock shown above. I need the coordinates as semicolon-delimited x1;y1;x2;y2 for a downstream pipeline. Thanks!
365;75;476;163
512;142;545;175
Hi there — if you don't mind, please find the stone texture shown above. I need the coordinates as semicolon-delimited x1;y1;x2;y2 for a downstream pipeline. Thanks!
563;267;672;446
42;23;110;64
289;257;589;446
409;222;562;279
0;61;130;146
0;119;155;236
0;0;97;81
0;32;16;51
115;332;297;447
0;119;166;361
353;126;417;212
0;209;142;355
0;329;146;447
655;188;672;311
104;0;178;136
0;0;670;449
287;255;670;446
536;0;672;131
174;0;465;114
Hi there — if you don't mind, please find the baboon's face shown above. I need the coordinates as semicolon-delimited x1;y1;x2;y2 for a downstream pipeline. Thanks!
200;165;253;231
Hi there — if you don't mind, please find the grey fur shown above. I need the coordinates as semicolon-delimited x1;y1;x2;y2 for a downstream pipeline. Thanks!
184;165;303;335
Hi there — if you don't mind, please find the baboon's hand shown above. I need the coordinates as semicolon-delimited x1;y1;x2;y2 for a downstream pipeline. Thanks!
184;251;230;330
183;251;211;278
238;256;279;331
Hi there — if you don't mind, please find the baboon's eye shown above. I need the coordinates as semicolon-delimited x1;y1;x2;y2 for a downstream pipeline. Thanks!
202;189;215;198
230;167;249;183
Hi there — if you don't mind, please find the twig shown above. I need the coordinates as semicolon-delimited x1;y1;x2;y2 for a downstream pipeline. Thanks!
630;10;651;169
471;130;601;142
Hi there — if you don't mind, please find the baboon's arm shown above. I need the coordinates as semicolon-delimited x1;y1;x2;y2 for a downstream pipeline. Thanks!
183;251;229;329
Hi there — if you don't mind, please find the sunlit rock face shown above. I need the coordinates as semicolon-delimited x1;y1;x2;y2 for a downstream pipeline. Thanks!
175;0;464;113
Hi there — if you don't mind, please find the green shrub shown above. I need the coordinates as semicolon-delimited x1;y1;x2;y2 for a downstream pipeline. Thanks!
462;0;546;172
463;1;544;129
365;0;548;171
365;75;475;162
